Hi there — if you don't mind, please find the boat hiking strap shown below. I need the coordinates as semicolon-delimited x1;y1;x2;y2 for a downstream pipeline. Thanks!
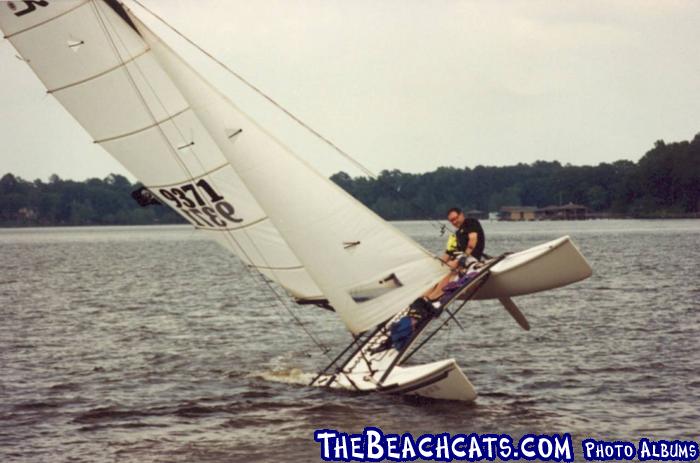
382;252;509;378
399;273;491;366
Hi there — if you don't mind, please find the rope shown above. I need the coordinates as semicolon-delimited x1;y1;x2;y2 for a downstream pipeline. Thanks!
93;0;331;358
131;0;374;179
129;0;448;236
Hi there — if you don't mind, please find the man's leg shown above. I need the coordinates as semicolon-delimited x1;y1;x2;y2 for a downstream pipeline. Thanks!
423;272;455;301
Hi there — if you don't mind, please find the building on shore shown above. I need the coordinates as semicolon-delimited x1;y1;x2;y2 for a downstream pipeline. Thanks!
536;203;588;220
498;206;538;221
498;203;589;221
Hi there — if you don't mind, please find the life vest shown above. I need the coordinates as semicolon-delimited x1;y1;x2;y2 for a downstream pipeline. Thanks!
445;233;458;254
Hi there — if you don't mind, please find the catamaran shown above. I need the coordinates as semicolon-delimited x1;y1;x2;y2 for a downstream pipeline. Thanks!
0;1;591;401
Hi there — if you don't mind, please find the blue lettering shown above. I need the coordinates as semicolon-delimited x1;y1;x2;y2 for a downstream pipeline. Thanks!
451;435;466;459
417;435;434;459
400;433;417;461
639;439;699;462
365;427;384;462
385;434;401;461
334;432;349;461
349;434;363;460
498;434;514;460
519;434;574;462
521;435;537;460
315;429;337;461
482;434;498;460
434;433;450;462
468;433;483;460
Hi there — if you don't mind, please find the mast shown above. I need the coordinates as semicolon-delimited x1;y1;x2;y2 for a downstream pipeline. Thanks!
123;5;450;334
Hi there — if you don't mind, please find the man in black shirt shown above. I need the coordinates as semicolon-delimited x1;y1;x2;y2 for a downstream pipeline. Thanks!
444;207;485;262
420;207;486;304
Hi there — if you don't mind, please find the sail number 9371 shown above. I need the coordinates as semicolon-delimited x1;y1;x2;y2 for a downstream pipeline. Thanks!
159;179;242;228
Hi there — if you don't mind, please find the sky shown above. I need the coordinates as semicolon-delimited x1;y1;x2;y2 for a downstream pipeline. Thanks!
1;0;699;181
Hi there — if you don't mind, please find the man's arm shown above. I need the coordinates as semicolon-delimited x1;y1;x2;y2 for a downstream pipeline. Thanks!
465;231;478;256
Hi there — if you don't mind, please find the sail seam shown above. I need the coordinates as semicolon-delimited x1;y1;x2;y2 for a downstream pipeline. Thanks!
132;0;444;268
93;106;190;143
3;1;90;39
94;3;305;300
192;215;268;232
90;1;328;352
46;47;150;94
145;162;229;188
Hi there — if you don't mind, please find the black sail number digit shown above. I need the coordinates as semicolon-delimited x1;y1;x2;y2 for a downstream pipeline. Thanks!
171;187;196;208
158;181;243;227
181;184;205;206
202;206;227;227
196;179;224;203
216;201;243;223
159;189;181;208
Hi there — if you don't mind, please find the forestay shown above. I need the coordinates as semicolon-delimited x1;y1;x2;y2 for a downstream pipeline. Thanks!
126;8;449;334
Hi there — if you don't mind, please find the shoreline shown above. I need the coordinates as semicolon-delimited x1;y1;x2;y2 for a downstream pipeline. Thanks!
1;216;699;229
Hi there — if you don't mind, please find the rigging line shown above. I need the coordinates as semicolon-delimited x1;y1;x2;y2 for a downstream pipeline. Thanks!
129;0;448;236
92;1;331;358
99;5;366;359
89;2;192;185
119;1;447;339
131;0;374;180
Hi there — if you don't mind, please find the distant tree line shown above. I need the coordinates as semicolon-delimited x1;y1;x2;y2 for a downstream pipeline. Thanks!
0;173;183;226
332;134;700;219
0;134;698;226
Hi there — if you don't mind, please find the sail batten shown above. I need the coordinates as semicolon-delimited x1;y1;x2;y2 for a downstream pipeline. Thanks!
0;0;325;301
93;106;191;144
47;47;150;94
124;7;448;333
0;0;448;332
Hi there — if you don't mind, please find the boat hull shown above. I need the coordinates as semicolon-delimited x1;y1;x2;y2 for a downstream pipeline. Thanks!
320;359;477;402
311;236;591;402
474;235;592;300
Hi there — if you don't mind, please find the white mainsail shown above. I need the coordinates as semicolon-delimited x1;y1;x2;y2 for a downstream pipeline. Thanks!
0;0;322;300
125;9;448;333
1;0;448;333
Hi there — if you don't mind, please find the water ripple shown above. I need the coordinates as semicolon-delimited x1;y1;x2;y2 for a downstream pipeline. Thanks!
1;221;698;461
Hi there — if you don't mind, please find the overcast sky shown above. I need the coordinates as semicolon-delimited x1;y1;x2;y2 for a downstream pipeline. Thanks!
1;0;699;181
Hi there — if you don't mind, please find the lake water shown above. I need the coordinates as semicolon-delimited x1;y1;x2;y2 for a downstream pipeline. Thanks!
1;220;698;462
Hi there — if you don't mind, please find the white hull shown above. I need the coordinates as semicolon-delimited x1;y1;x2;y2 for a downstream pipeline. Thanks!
474;236;592;300
311;236;591;402
322;359;477;402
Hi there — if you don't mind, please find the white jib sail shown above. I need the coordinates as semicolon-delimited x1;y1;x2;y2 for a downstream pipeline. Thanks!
124;7;448;333
1;0;449;333
0;0;324;300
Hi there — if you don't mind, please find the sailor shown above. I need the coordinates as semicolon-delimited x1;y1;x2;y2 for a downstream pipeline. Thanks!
369;305;424;354
416;207;486;311
443;207;485;263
